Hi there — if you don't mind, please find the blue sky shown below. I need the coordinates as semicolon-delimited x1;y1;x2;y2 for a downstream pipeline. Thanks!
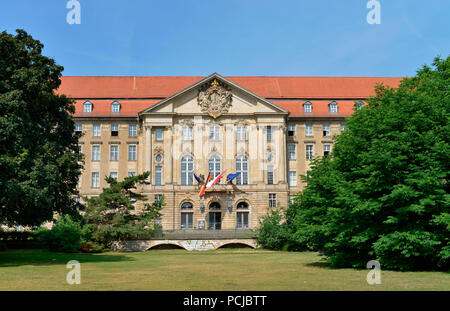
1;0;449;77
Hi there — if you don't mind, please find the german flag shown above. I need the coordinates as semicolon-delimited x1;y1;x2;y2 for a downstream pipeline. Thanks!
199;172;211;197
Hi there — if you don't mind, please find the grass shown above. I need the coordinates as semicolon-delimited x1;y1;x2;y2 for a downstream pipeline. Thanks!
0;249;449;291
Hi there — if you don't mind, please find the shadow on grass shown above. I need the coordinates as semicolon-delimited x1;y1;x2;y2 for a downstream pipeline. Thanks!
305;260;332;269
0;249;134;267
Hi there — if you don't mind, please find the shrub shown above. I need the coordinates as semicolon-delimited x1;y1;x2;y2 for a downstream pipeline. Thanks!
256;209;290;250
0;242;7;251
34;215;90;253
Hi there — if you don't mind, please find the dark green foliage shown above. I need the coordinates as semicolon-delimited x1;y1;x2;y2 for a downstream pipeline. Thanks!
256;209;289;250
0;230;38;249
258;56;450;270
0;242;7;251
83;172;163;248
0;29;83;226
34;215;90;253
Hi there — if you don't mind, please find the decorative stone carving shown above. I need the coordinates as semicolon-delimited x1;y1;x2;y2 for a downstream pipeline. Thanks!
178;119;195;127
154;145;164;155
198;79;232;119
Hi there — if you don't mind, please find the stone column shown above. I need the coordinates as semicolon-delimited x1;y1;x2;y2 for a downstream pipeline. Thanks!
145;125;152;182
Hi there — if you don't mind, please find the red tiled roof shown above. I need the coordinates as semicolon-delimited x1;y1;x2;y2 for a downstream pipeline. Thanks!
60;76;402;117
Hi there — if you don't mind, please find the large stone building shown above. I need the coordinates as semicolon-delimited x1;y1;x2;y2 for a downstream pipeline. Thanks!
59;73;401;233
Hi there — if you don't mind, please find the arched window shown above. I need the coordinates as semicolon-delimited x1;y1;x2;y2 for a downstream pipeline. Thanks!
303;101;312;113
236;201;249;209
209;155;221;179
236;156;248;185
111;101;121;114
83;101;93;113
209;202;221;210
328;101;338;114
181;156;193;185
181;202;193;209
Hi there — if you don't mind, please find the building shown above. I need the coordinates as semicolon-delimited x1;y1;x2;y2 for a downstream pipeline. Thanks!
59;73;401;233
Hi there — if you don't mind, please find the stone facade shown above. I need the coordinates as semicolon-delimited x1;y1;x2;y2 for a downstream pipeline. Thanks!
74;73;349;233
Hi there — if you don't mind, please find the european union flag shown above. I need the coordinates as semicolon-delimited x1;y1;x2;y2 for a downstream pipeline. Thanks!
227;172;241;183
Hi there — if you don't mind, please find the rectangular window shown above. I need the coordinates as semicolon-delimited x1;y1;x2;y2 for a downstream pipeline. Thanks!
154;194;162;203
236;126;247;141
182;126;193;141
111;124;119;136
129;124;137;137
323;124;330;137
266;126;272;141
288;124;295;137
329;103;338;114
92;145;100;161
91;172;99;188
128;145;136;161
324;144;331;156
288;144;296;160
303;103;312;113
209;126;220;140
306;144;314;160
289;171;297;187
83;103;92;113
128;171;136;177
154;166;162;185
93;124;101;137
110;145;119;161
236;212;249;229
111;103;120;114
181;213;193;229
267;165;274;185
269;194;277;208
305;124;313;137
340;123;345;131
110;171;118;179
155;128;163;141
75;124;83;133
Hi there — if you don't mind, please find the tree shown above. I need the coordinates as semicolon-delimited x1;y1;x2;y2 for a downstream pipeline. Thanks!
83;172;163;248
260;56;450;271
0;29;83;226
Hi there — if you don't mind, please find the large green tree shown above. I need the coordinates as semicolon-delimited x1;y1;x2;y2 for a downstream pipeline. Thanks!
258;56;450;271
83;172;163;248
0;29;83;226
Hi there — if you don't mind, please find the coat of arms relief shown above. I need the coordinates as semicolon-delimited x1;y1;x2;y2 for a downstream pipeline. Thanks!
197;79;233;119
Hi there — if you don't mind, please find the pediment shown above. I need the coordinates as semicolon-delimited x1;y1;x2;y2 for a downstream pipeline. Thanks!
139;73;288;117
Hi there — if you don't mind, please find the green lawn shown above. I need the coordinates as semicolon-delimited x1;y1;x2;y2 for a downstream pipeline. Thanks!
0;249;448;291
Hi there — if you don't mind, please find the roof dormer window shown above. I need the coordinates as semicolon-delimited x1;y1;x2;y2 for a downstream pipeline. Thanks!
83;101;93;113
111;101;120;114
303;101;312;114
329;101;338;114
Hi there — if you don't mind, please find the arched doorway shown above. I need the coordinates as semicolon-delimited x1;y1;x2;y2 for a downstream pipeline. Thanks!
208;202;221;230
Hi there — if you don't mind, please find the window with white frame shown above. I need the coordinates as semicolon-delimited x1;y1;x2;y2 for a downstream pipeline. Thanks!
128;171;136;177
340;123;345;131
306;144;314;160
267;165;274;185
209;156;221;179
305;124;313;136
269;194;277;208
128;145;136;161
111;124;119;136
324;144;331;156
154;194;163;203
303;101;312;113
329;101;338;114
109;171;118;179
181;202;194;229
209;126;220;141
323;124;330;137
111;101;120;114
266;126;272;141
288;124;295;136
288;144;296;160
91;145;100;161
110;145;119;161
83;101;92;113
154;166;162;185
129;124;137;137
93;124;101;137
236;155;248;185
181;156;194;185
182;126;193;141
289;171;297;186
155;128;163;141
236;126;247;141
75;124;83;133
91;172;100;188
236;212;249;229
